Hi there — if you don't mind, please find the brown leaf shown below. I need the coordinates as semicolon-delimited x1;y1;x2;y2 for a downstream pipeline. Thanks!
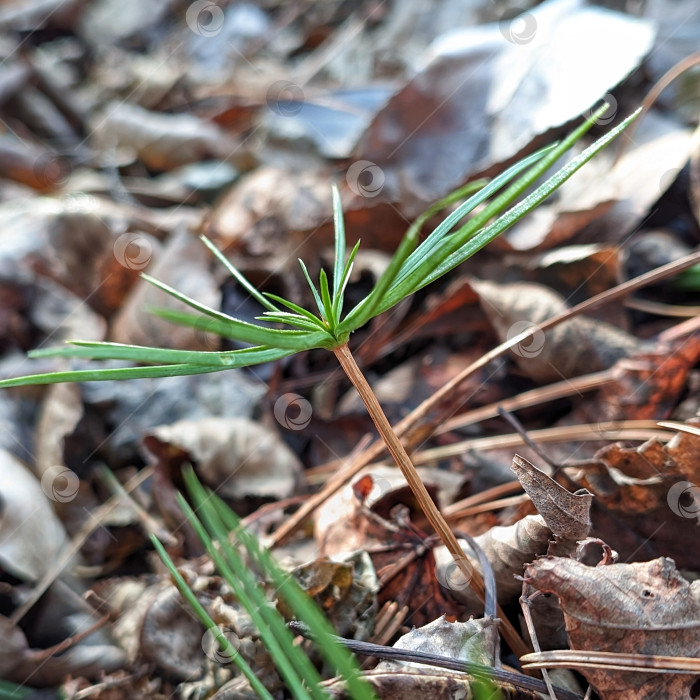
511;454;591;542
598;337;700;421
472;279;639;382
525;555;700;700
434;515;552;607
354;1;653;206
90;102;244;172
144;417;304;504
571;419;700;569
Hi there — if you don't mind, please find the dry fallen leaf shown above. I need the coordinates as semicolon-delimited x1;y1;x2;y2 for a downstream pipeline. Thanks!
510;454;592;546
90;102;243;172
355;0;654;206
472;278;639;382
525;555;700;700
435;456;591;611
571;419;700;569
144;416;304;503
0;448;70;582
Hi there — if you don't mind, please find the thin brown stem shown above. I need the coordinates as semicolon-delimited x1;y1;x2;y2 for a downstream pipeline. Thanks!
332;342;529;659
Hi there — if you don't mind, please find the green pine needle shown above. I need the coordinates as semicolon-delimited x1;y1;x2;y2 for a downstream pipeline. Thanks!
0;103;639;388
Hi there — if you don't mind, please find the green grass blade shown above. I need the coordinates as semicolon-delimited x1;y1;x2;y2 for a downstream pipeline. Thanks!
199;235;280;312
176;492;321;700
199;487;376;700
0;680;32;699
413;107;642;292
148;307;329;350
151;535;275;700
395;145;556;284
339;147;555;333
339;221;419;331
332;184;346;300
141;274;313;348
360;105;639;319
141;274;306;347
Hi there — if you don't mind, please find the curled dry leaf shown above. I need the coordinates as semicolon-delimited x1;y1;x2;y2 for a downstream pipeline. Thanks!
145;416;304;503
436;456;592;609
0;448;69;582
511;455;591;546
571;419;700;569
471;278;639;382
434;515;551;609
525;555;700;700
90;102;243;172
34;382;83;509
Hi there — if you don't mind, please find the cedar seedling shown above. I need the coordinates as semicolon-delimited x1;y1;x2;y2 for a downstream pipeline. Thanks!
0;104;639;661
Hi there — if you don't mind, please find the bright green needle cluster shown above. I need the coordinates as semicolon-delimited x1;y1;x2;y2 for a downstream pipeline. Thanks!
0;104;639;389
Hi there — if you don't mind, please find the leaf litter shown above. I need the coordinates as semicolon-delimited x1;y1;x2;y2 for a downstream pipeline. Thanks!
0;1;699;699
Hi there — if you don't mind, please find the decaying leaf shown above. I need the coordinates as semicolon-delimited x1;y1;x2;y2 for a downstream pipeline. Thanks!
323;616;539;699
434;515;551;609
525;555;700;699
571;419;700;569
436;456;592;609
325;668;539;700
144;416;304;503
140;584;206;681
380;615;499;669
0;611;125;687
355;0;654;205
316;465;464;556
288;552;378;641
315;467;467;627
596;337;700;421
511;454;592;545
90;102;243;172
472;278;639;382
0;448;69;582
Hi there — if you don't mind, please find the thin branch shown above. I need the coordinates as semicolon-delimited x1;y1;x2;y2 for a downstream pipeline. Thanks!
289;622;583;700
